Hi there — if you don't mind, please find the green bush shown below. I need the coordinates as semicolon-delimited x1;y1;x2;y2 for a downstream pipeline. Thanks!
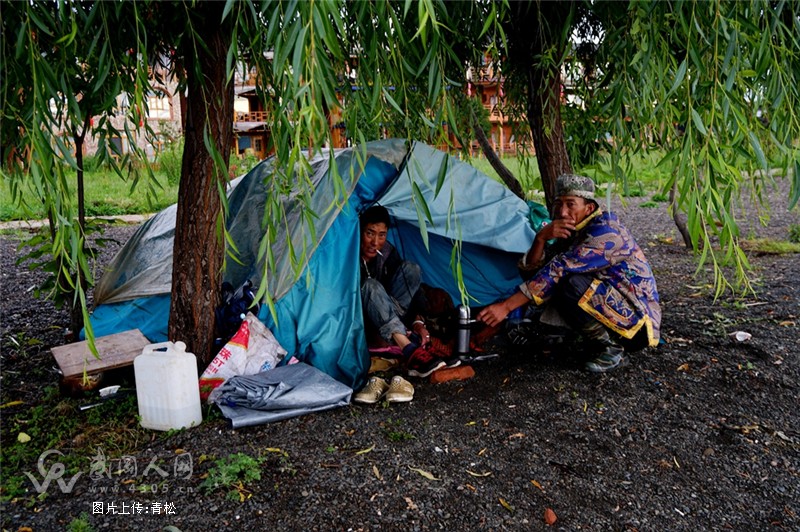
789;224;800;244
80;154;103;173
158;141;184;186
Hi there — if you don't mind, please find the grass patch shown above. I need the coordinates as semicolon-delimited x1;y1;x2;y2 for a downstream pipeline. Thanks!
0;383;148;503
200;452;266;502
467;155;542;199
0;167;179;222
790;224;800;243
740;238;800;254
381;418;415;442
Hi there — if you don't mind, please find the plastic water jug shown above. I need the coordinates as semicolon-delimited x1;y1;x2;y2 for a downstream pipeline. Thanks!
134;341;203;431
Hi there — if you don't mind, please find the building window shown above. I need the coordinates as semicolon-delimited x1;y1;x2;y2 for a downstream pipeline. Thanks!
109;136;125;157
147;94;172;120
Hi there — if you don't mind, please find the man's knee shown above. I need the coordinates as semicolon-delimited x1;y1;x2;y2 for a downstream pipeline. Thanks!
553;274;595;329
361;278;386;301
397;261;421;283
557;274;593;302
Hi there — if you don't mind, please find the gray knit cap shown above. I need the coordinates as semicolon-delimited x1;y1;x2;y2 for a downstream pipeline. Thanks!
555;174;596;202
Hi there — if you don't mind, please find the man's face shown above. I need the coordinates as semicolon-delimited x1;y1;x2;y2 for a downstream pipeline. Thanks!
360;222;388;261
553;195;596;225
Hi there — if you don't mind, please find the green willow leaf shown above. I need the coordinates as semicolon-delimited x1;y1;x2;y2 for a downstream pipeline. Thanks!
691;109;708;136
747;131;767;169
667;59;688;98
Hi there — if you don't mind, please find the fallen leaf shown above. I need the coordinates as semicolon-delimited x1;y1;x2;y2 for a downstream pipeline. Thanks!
531;479;544;490
407;465;440;481
478;448;487;456
355;444;375;455
17;432;31;443
465;421;477;426
466;470;491;477
778;320;795;327
676;363;690;372
509;432;525;439
465;483;476;492
373;465;382;480
544;507;557;525
174;448;186;454
0;400;23;409
499;497;514;513
404;496;418;510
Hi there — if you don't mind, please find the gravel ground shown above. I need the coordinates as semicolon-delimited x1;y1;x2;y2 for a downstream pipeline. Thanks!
1;177;798;531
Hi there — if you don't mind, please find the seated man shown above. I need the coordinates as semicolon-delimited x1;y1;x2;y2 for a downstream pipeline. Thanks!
477;174;661;372
359;205;459;378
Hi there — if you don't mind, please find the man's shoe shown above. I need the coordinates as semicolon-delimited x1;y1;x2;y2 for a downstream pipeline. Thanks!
441;354;462;369
385;376;415;403
353;377;389;404
585;347;626;373
407;347;446;378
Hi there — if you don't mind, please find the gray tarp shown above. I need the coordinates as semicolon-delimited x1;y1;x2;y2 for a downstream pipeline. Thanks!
211;362;353;428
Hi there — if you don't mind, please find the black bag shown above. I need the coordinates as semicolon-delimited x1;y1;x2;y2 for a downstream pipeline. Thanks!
215;280;259;345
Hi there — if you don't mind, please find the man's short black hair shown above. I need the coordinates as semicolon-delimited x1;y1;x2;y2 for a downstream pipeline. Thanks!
360;205;390;229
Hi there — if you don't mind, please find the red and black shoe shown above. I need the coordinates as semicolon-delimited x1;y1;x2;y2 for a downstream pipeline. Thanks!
406;346;446;378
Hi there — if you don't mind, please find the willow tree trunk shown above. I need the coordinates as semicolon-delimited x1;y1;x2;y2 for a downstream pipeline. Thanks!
527;65;572;210
70;133;87;337
505;1;573;211
471;110;525;200
168;6;234;365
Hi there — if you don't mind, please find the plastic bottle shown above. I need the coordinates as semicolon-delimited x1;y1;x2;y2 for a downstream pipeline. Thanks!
134;341;203;431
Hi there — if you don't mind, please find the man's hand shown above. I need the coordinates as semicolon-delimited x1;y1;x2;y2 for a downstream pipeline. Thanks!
537;219;576;241
477;291;531;328
477;302;511;328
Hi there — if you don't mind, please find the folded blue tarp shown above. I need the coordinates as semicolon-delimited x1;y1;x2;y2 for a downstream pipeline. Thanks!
211;362;353;428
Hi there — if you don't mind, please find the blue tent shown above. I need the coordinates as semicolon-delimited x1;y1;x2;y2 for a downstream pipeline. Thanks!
87;140;543;390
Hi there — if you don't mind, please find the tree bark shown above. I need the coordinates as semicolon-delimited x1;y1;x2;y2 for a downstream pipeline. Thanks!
669;177;693;249
504;1;573;212
70;131;86;337
471;109;525;200
168;6;234;365
527;64;572;211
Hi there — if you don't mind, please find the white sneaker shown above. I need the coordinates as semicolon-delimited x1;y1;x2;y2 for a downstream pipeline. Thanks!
353;377;389;404
385;376;414;403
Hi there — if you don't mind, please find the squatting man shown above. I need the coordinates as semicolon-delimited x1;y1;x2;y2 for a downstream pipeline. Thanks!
359;205;460;378
478;174;662;372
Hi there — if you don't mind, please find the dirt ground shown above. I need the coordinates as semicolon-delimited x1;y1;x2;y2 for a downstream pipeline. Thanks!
1;179;798;531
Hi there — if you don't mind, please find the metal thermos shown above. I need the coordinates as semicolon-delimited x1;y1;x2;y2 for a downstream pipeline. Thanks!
456;305;471;354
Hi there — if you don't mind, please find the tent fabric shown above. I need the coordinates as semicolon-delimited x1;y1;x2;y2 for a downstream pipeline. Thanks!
85;139;544;391
211;362;353;428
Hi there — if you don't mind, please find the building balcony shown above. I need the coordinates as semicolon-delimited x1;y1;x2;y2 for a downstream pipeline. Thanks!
235;111;269;123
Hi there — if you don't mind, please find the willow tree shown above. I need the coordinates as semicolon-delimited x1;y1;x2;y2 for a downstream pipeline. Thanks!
1;1;154;342
2;1;468;362
4;0;798;362
462;1;799;295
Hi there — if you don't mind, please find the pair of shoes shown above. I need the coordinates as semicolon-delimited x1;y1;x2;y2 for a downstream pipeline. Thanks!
406;346;446;378
585;346;627;373
353;376;415;403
